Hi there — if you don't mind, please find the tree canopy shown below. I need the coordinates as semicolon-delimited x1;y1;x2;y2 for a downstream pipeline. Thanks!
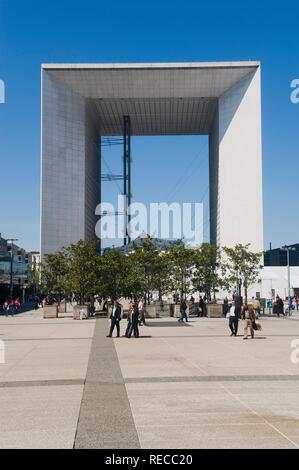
40;239;263;304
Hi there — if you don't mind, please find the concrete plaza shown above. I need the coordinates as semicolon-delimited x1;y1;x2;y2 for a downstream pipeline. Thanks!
1;310;299;448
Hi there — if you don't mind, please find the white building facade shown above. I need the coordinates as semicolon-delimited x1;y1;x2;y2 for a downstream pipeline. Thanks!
247;266;299;301
41;62;263;256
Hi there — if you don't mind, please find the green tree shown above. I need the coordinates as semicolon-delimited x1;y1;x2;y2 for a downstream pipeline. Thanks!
130;237;165;303
192;243;225;301
28;265;40;296
98;249;139;300
64;240;99;304
167;243;194;300
223;244;263;302
155;252;172;301
40;250;69;299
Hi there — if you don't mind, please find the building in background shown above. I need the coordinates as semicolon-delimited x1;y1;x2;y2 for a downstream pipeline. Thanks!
103;235;182;254
264;244;299;267
0;233;40;303
247;244;299;300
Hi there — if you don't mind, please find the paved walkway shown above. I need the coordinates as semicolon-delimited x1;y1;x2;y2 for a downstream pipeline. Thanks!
1;310;299;448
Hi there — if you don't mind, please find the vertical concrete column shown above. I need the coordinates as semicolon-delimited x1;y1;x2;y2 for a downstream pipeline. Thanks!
209;67;263;252
209;107;219;246
84;101;101;242
41;73;100;256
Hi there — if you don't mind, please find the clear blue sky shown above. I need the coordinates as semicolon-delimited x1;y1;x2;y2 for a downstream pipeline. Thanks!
0;0;298;251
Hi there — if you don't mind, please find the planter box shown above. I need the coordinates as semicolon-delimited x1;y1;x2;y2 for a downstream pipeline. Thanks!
155;303;171;318
174;304;181;318
73;305;89;320
57;303;66;314
207;303;223;318
156;307;171;318
43;305;58;319
66;302;73;313
95;310;108;318
169;304;175;317
145;304;157;318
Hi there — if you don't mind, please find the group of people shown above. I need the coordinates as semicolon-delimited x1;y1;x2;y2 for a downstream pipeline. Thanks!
177;295;263;340
107;298;146;338
178;295;208;321
288;295;299;313
272;295;298;316
226;299;261;339
1;298;21;316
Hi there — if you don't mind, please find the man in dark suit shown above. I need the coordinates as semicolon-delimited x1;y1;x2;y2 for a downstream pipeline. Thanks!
127;300;140;338
107;300;122;337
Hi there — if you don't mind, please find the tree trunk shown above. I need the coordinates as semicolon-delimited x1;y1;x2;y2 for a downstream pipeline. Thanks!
244;285;248;304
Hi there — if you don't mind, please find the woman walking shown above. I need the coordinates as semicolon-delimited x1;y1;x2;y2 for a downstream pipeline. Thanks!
178;298;188;322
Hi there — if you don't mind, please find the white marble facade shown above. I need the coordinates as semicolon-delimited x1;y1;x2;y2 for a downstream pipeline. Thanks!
41;62;263;256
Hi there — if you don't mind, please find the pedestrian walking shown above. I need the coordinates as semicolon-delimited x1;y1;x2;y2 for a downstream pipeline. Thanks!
252;297;261;319
223;297;229;317
127;301;140;338
241;303;255;339
227;300;238;336
125;300;133;337
188;296;197;316
291;296;296;311
14;298;21;314
102;299;108;312
276;295;284;317
199;296;204;317
178;298;188;322
267;299;273;315
138;297;146;325
9;300;15;316
107;300;122;338
3;300;9;317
